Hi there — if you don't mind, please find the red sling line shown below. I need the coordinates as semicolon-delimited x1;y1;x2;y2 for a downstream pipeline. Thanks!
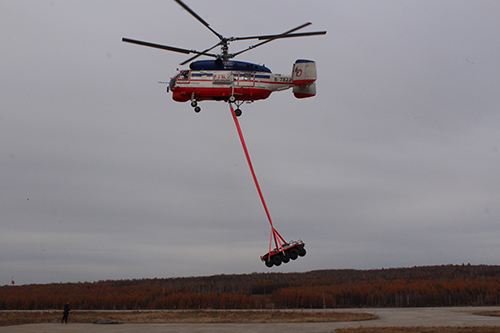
229;104;286;250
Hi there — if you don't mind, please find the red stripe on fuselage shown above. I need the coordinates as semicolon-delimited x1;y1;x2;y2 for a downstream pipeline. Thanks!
172;87;273;102
293;79;315;86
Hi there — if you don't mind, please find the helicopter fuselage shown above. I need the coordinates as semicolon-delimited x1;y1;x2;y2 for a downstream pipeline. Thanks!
168;60;295;103
170;69;293;103
165;59;317;115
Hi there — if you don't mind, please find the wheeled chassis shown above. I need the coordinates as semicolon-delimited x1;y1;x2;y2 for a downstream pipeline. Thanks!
260;240;306;267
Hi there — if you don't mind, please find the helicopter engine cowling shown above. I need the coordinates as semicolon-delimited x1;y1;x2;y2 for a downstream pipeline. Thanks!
292;59;316;98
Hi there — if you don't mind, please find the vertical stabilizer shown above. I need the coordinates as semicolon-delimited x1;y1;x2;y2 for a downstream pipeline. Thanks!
292;59;317;98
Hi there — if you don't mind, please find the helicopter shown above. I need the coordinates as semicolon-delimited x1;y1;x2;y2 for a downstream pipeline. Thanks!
123;0;327;117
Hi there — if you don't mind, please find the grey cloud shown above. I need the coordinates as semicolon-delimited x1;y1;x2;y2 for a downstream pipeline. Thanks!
1;0;499;284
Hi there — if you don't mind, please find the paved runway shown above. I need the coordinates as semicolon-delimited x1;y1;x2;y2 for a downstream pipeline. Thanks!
2;306;500;333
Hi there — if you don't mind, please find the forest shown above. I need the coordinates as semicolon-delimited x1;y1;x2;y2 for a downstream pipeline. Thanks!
1;265;499;310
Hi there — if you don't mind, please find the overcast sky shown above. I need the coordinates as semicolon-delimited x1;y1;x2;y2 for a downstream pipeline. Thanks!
1;0;499;285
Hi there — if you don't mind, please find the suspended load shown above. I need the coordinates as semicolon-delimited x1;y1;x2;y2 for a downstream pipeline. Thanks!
229;105;307;267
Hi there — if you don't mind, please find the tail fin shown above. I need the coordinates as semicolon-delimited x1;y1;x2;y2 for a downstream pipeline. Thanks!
292;59;317;98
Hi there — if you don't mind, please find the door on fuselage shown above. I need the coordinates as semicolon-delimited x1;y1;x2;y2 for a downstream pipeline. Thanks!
235;72;255;87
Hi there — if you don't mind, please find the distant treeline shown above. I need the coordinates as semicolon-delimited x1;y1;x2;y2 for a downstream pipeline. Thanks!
1;265;500;310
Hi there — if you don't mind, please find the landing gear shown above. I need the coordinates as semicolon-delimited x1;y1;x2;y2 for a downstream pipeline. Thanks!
190;94;200;114
230;98;244;117
260;240;306;268
191;98;201;113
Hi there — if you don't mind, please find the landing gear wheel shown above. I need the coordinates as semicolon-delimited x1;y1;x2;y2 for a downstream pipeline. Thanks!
288;249;299;260
191;100;198;107
298;247;306;257
272;255;282;266
229;95;236;103
281;253;290;263
265;260;273;268
194;106;201;113
234;108;242;117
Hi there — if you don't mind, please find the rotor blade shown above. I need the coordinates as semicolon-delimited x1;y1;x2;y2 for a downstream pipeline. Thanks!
231;29;327;58
254;31;327;41
122;38;218;57
173;0;223;40
179;41;221;65
230;22;312;41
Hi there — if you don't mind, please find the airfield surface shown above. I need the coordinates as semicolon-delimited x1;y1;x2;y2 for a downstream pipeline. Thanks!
1;307;500;333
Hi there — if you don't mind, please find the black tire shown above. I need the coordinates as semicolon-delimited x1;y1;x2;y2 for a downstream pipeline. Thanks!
229;95;236;103
298;247;306;257
281;253;290;263
194;106;201;113
191;100;198;107
265;260;273;268
272;255;282;266
288;249;299;260
235;108;242;117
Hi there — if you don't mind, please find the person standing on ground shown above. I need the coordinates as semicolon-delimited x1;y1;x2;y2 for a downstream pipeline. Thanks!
61;303;70;324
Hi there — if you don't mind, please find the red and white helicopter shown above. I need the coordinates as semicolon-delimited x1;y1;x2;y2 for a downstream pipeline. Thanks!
123;0;326;117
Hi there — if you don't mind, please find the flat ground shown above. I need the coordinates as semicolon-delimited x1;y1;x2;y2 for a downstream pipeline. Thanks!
0;307;499;333
337;328;500;333
474;311;500;318
0;309;375;326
